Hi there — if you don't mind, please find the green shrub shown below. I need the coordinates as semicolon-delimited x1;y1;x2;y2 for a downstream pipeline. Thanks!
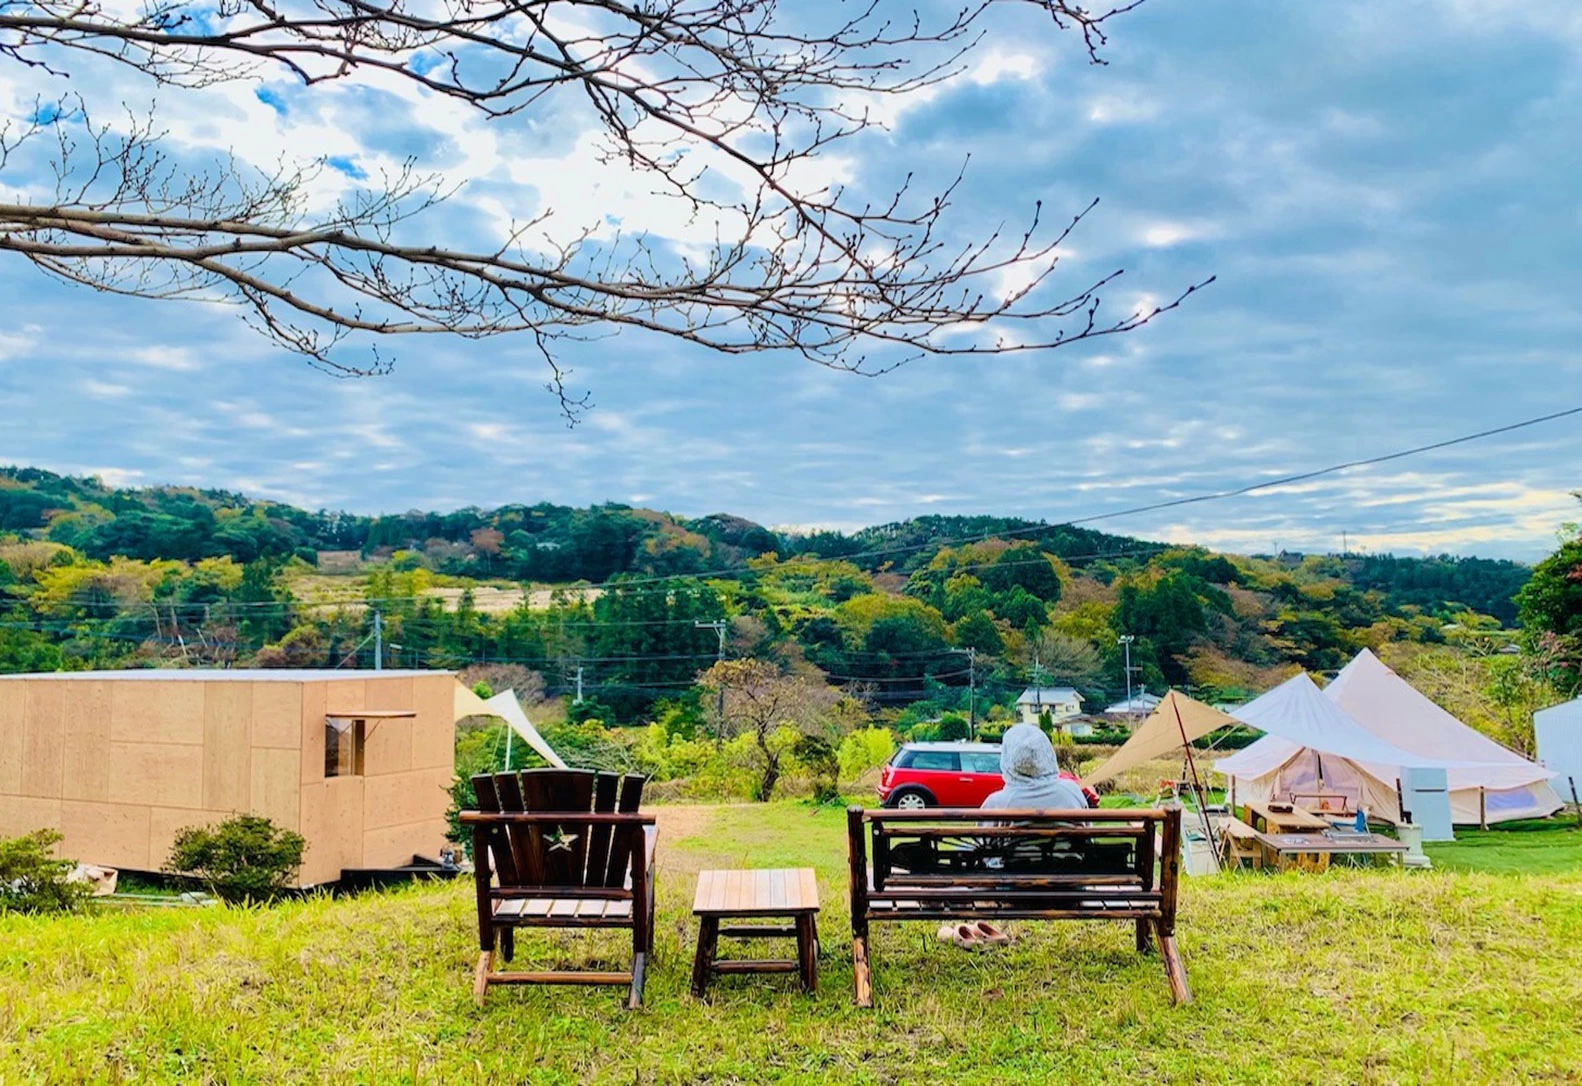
937;713;970;741
793;734;841;805
165;815;305;904
837;727;897;780
0;830;90;914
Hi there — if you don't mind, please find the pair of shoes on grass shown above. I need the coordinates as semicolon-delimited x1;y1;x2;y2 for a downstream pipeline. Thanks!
937;922;1012;950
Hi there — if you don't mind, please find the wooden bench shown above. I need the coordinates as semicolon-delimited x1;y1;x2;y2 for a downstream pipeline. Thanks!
1218;816;1263;869
463;769;657;1009
846;806;1189;1007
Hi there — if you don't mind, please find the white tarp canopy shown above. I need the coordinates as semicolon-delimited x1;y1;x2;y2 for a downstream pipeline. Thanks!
1325;649;1561;823
1087;690;1243;784
453;683;568;769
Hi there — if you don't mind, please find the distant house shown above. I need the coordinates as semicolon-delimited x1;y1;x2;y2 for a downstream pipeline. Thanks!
1015;687;1084;730
1103;691;1161;717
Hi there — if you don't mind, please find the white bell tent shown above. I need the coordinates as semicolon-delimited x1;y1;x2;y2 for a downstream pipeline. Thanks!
1324;649;1561;824
1214;672;1434;818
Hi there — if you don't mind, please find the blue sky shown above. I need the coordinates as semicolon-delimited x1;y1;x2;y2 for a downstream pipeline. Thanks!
1;1;1579;560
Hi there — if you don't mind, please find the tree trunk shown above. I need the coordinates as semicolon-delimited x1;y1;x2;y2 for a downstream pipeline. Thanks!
757;733;780;802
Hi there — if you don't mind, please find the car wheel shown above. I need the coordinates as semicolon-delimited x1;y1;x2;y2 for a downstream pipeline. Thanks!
889;787;933;810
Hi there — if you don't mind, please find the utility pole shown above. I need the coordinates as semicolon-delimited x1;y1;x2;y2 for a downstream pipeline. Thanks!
373;610;383;671
574;665;584;705
950;646;978;739
1117;634;1135;712
697;619;730;736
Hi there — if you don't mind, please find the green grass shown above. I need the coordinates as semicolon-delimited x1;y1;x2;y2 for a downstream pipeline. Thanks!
3;804;1582;1084
1426;817;1582;875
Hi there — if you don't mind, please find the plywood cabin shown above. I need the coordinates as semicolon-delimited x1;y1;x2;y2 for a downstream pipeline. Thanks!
0;670;458;888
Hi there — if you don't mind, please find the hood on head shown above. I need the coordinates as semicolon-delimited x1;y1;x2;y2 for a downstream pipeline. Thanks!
1000;723;1060;783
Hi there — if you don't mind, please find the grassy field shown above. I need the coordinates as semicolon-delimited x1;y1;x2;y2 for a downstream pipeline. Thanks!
1426;817;1582;874
3;805;1581;1084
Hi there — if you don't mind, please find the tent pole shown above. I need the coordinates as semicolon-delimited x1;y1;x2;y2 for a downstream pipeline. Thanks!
1171;694;1220;870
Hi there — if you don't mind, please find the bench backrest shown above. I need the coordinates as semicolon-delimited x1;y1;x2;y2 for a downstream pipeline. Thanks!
468;769;648;891
848;806;1182;919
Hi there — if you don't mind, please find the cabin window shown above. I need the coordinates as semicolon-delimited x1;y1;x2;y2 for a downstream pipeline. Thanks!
325;717;366;778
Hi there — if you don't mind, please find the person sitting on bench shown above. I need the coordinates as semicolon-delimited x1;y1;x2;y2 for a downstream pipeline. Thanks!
983;724;1090;814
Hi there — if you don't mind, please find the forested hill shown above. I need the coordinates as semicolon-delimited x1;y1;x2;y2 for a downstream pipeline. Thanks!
0;466;1542;736
0;466;1530;619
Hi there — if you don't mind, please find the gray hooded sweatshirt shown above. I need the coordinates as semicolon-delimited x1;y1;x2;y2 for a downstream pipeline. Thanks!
981;724;1090;811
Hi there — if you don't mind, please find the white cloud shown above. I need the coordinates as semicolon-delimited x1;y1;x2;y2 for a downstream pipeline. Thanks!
78;379;131;399
970;50;1042;86
0;325;40;361
128;346;202;371
86;467;143;487
1087;94;1159;125
1139;221;1212;248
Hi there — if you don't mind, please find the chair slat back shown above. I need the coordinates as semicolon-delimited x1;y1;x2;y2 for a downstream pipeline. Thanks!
489;771;548;884
471;769;647;891
469;772;521;886
583;772;621;884
520;769;597;886
601;775;647;889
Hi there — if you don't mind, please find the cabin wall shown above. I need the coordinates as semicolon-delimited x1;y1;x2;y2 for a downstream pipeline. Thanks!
295;674;454;886
0;672;455;888
0;678;307;875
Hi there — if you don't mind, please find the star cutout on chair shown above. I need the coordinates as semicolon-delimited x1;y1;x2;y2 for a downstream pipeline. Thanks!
543;825;579;853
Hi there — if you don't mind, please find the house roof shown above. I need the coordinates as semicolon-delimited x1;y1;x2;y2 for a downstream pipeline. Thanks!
1016;687;1081;704
1104;692;1161;713
0;669;453;682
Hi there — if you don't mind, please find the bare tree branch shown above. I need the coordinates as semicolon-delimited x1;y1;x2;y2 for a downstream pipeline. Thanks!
0;0;1205;417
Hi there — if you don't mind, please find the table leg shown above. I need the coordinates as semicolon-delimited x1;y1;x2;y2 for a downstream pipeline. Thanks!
691;915;719;998
797;913;817;993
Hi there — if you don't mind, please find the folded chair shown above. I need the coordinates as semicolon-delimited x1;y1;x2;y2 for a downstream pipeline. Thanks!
463;769;657;1009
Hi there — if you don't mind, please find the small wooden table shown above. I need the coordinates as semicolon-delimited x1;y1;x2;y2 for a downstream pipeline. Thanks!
692;868;820;997
1241;801;1333;835
1257;831;1409;873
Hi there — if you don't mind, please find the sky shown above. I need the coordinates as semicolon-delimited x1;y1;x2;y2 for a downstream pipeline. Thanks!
1;0;1580;561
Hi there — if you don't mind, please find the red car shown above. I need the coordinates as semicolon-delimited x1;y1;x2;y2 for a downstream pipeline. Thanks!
877;741;1099;809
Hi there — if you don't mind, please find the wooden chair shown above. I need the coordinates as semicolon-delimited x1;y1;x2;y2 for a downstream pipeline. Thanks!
462;769;657;1009
847;806;1189;1007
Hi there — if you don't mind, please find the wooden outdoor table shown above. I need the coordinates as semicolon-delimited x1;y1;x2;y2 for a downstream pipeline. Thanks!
1256;831;1409;873
691;868;820;997
1241;801;1333;835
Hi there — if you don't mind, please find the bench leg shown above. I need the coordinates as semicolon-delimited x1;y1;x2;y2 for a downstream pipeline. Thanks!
691;916;719;999
500;927;515;964
852;929;872;1008
473;950;492;1006
797;913;818;993
1135;918;1154;954
1153;920;1192;1006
